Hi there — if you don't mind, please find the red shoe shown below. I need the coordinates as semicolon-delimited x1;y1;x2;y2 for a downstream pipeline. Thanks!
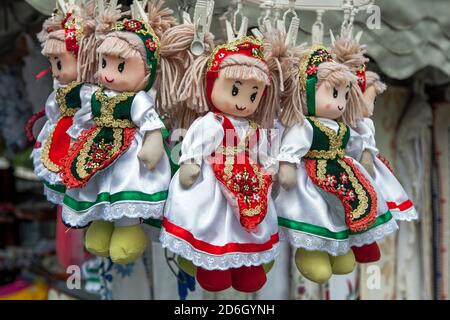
352;242;381;263
230;265;267;293
196;267;232;292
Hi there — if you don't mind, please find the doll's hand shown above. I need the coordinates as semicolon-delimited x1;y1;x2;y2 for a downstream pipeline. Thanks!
360;149;375;178
179;162;201;189
138;130;165;171
278;162;297;191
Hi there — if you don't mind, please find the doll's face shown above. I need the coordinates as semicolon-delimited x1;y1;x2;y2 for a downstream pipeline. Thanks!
363;85;377;117
98;54;146;92
314;81;351;120
210;72;265;118
49;51;78;84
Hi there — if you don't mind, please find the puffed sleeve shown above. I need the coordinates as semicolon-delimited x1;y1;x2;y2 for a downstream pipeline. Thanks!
360;118;378;154
249;127;278;173
178;112;224;165
277;121;313;165
44;91;59;123
346;126;365;160
131;91;165;132
67;84;97;139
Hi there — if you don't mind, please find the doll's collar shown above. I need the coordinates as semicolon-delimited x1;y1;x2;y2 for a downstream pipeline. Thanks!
299;45;333;116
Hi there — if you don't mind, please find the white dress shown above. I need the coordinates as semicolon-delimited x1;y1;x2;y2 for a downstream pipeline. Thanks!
61;86;172;227
31;83;92;204
160;112;280;271
274;117;398;256
354;118;418;221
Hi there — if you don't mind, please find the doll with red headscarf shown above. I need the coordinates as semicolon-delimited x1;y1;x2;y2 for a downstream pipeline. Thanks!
32;1;96;205
161;36;280;293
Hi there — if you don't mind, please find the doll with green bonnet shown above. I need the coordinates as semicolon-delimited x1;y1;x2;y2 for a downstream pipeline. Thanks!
274;44;398;284
60;0;193;264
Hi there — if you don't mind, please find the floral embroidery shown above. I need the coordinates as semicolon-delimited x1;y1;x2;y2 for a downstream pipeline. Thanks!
307;64;318;75
145;38;157;52
123;19;143;31
325;174;337;187
340;172;348;183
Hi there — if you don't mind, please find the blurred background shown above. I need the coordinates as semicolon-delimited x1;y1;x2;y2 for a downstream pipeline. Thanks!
0;0;449;300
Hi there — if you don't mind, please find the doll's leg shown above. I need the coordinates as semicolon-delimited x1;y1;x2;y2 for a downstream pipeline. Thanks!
329;250;356;274
196;267;232;292
230;265;267;293
85;220;114;257
177;256;197;277
351;242;381;263
295;248;332;284
109;218;148;264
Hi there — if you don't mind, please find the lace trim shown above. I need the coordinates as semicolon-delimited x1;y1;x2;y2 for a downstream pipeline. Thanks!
160;230;280;270
44;186;65;205
277;154;300;165
62;201;165;227
392;207;418;221
279;218;398;256
31;148;62;185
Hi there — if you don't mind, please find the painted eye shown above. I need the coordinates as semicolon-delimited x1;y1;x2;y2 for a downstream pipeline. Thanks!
102;58;106;68
345;91;349;100
232;85;239;96
250;92;257;103
333;88;338;98
118;62;125;73
56;60;62;71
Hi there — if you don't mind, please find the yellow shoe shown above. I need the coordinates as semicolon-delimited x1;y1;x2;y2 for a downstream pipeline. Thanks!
329;251;356;275
85;220;114;257
177;256;197;277
109;224;148;264
263;261;275;274
295;248;332;284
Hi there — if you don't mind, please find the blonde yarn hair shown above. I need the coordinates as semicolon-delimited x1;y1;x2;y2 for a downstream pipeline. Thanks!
365;71;387;95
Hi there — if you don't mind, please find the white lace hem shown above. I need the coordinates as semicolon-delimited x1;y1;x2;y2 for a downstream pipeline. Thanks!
277;154;300;165
62;201;165;227
391;207;418;221
160;229;280;270
31;148;62;185
44;186;64;205
279;218;398;256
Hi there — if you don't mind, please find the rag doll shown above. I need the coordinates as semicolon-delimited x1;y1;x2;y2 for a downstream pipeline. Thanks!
32;2;95;205
275;45;398;284
161;36;279;293
60;1;192;264
332;36;418;263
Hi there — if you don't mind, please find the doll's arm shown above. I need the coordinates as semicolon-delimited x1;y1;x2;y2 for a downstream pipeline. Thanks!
347;124;375;177
277;121;313;190
253;127;278;174
67;84;97;139
178;113;223;188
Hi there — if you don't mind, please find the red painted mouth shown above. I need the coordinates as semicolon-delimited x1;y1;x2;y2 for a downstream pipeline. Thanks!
105;76;114;83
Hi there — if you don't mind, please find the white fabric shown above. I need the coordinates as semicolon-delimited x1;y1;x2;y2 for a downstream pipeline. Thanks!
275;118;398;256
161;112;280;270
354;118;418;221
62;89;171;227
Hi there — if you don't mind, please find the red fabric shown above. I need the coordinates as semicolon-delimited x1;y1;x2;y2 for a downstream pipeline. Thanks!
387;199;414;212
352;242;381;263
196;268;231;292
230;265;267;293
162;218;279;255
210;113;272;231
49;116;73;167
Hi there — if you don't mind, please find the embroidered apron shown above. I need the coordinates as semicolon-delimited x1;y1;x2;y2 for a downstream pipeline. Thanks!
209;113;272;232
61;88;136;189
304;117;378;232
41;82;83;173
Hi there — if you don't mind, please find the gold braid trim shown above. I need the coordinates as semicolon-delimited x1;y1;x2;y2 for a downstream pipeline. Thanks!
305;117;347;160
40;128;60;173
93;89;136;128
75;127;123;179
56;81;81;117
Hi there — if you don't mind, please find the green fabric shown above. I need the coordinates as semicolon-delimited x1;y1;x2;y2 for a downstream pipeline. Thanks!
63;190;168;212
43;181;66;194
65;83;83;109
91;89;135;120
278;210;393;239
306;77;317;116
144;218;163;229
306;117;331;151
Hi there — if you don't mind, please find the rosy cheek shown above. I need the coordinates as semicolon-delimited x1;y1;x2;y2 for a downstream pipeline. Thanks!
325;103;332;110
